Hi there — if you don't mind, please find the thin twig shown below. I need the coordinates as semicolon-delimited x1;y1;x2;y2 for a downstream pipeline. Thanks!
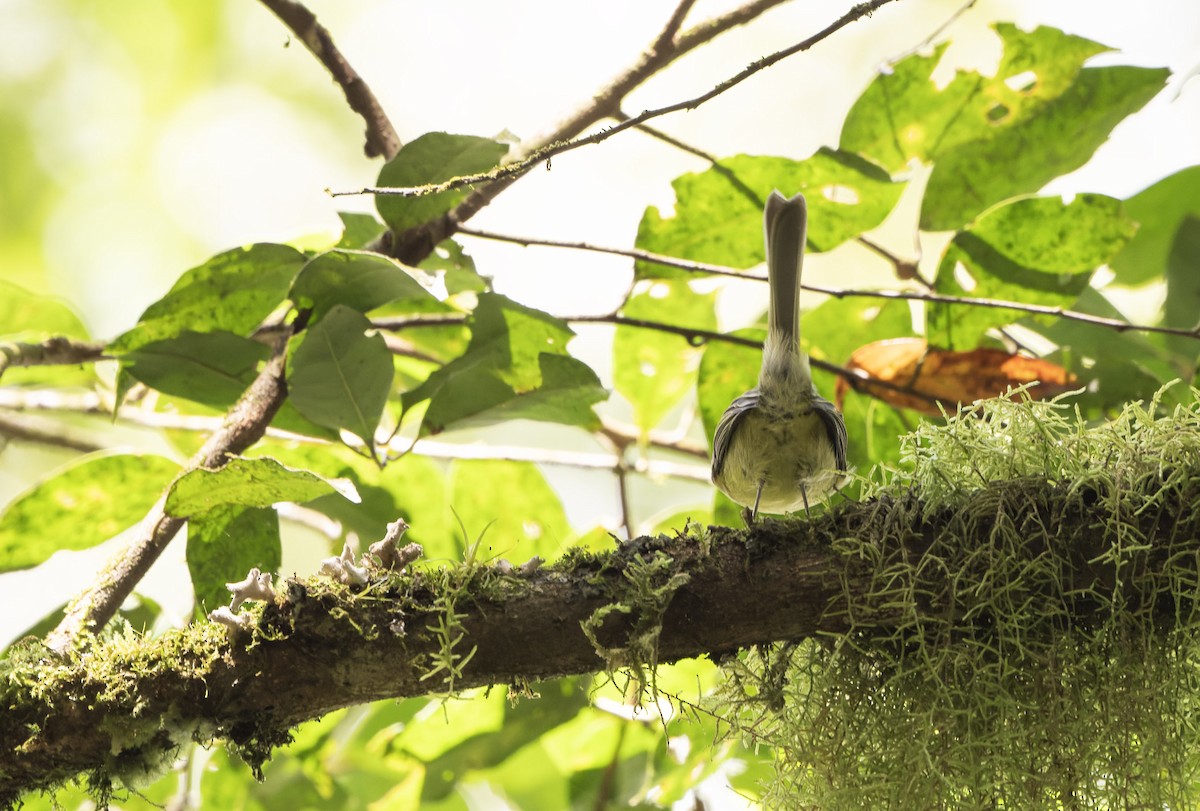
384;434;710;483
457;225;752;278
0;337;107;380
257;0;401;159
338;0;897;203
0;409;106;453
653;0;699;53
455;227;1200;342
881;0;979;69
600;416;709;461
357;0;902;266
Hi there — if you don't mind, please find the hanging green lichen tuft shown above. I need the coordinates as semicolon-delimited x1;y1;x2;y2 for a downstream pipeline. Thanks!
720;389;1200;808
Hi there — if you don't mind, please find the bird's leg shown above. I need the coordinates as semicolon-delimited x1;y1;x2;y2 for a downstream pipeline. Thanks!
800;482;811;518
742;480;766;526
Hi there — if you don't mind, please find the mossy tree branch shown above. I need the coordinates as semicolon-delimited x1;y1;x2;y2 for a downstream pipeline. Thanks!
5;465;1198;805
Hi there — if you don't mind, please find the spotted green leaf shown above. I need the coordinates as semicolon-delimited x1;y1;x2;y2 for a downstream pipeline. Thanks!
0;453;179;572
634;149;902;279
165;456;358;518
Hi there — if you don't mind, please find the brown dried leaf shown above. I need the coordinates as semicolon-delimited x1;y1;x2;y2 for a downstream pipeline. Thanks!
836;338;1077;416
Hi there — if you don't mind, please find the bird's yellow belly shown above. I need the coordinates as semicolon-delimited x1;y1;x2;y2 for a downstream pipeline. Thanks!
714;408;840;513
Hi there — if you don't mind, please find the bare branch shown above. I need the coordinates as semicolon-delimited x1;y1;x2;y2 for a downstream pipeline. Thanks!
363;0;908;264
599;415;710;462
652;0;699;54
339;0;896;204
457;225;752;278
45;335;294;653
0;337;107;381
257;0;401;159
385;433;711;483
456;228;1200;342
0;409;106;453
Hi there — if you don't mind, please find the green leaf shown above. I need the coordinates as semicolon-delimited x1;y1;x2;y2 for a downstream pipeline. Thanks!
419;238;489;294
487;709;659;810
837;383;912;472
927;194;1136;346
921;64;1168;230
0;280;90;341
187;504;281;613
120;330;270;408
841;25;1110;174
249;442;453;557
110;243;305;353
634;149;903;278
290;248;436;322
0;281;94;387
1111;165;1200;285
0;453;179;572
614;280;716;434
403;294;606;435
1163;216;1200;361
165;456;358;518
967;194;1135;275
407;679;590;802
375;132;509;233
336;212;387;249
447;460;573;561
801;297;914;367
289;304;395;447
1024;288;1184;411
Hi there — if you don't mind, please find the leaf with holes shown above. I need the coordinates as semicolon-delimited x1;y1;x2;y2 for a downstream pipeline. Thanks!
633;149;902;280
921;64;1167;230
289;304;394;447
927;194;1136;346
419;238;489;294
841;24;1110;174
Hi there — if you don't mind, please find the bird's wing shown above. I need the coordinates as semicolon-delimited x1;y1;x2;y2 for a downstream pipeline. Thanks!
811;396;848;472
711;389;761;479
